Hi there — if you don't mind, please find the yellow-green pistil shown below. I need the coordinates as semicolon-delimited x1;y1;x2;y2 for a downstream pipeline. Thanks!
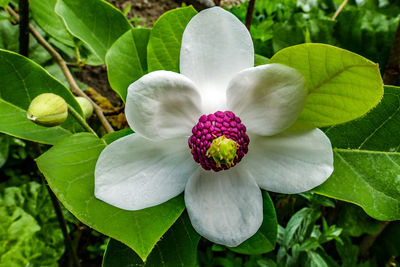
206;136;239;168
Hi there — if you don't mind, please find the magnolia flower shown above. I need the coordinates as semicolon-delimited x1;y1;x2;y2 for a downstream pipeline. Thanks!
95;7;333;246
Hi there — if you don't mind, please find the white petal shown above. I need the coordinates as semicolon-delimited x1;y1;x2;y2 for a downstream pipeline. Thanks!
125;71;202;140
240;129;333;194
180;7;254;113
95;134;198;210
227;64;307;136
185;168;263;247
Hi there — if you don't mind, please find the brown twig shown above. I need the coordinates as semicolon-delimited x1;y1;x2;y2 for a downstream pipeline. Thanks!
331;0;348;21
7;6;114;133
45;177;82;267
384;21;400;85
18;0;29;57
359;221;390;259
33;143;81;267
245;0;256;31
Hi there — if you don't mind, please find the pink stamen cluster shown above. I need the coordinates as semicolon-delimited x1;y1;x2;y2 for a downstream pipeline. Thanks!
188;111;249;172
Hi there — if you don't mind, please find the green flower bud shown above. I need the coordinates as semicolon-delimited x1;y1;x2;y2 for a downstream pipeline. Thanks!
27;93;68;127
75;97;93;119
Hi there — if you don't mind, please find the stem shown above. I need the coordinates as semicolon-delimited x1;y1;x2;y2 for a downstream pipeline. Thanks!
245;0;255;31
7;6;115;134
68;104;98;137
359;221;389;259
18;0;29;56
74;46;84;67
34;143;81;267
42;176;81;267
331;0;348;21
384;21;400;85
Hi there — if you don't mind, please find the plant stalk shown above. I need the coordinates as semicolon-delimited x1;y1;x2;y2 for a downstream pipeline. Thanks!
331;0;348;21
245;0;256;31
42;176;82;267
33;143;81;267
383;20;400;85
18;0;29;57
359;221;389;259
67;104;98;137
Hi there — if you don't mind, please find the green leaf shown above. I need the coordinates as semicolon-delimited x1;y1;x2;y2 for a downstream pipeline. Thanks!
323;85;400;151
147;7;197;72
0;49;83;144
314;86;400;221
268;43;383;127
335;236;359;267
229;192;277;255
30;0;75;47
36;133;185;260
106;28;150;102
102;128;134;145
103;213;200;267
0;0;9;8
315;150;400;221
254;54;269;66
307;250;328;267
0;182;64;266
280;207;320;248
55;0;132;62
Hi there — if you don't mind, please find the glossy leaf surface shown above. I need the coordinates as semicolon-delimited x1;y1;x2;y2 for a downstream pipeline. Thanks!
147;7;197;72
37;133;185;260
55;0;131;62
269;43;383;127
106;28;150;102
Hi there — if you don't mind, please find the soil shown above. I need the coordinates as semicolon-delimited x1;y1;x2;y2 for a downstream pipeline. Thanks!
108;0;182;26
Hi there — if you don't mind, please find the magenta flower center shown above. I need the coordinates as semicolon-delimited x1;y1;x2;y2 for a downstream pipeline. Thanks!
188;111;250;172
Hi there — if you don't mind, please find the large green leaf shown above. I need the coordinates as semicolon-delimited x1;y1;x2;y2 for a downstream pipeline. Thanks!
55;0;132;62
102;213;200;267
268;43;383;127
229;192;277;255
316;150;400;220
0;49;83;144
30;0;75;47
0;0;9;8
314;86;400;221
36;133;185;260
147;7;197;72
106;28;150;102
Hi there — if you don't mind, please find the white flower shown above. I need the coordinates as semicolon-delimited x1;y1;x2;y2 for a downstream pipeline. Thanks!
95;7;334;247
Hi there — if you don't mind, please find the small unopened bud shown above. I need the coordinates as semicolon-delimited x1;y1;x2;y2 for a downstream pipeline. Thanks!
27;93;68;127
75;97;93;119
